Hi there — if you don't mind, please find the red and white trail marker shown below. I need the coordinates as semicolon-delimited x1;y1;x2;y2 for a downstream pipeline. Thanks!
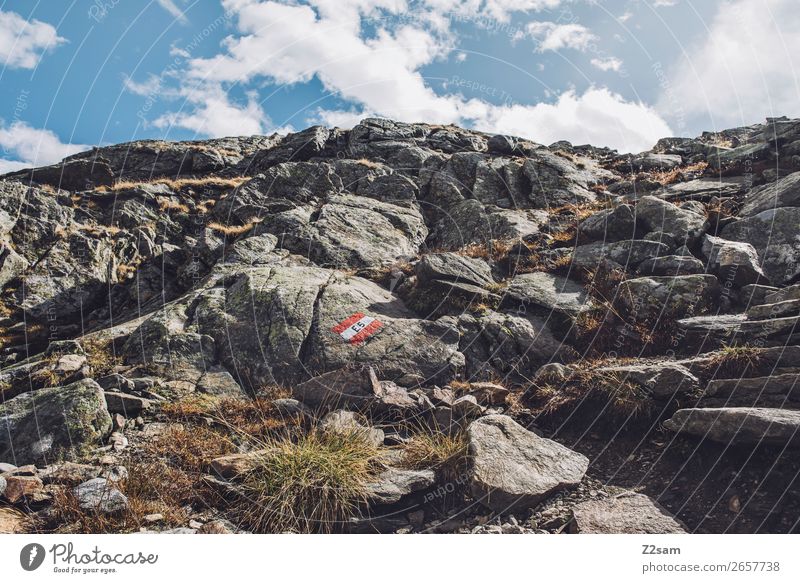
332;312;383;344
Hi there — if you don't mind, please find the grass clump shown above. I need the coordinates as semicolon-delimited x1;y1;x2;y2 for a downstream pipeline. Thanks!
207;221;259;237
533;367;654;422
83;339;121;377
703;344;765;378
234;430;380;533
402;429;468;484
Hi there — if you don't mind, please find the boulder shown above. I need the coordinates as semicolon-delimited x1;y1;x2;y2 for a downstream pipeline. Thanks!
721;207;800;285
701;235;768;286
319;410;385;447
2;475;43;503
634;196;708;244
415;253;494;288
578;204;636;242
194;266;464;387
468;415;588;511
572;240;669;271
0;379;112;465
72;478;129;515
664;407;800;446
103;392;152;417
570;492;686;533
365;467;436;505
636;255;704;276
616;275;721;321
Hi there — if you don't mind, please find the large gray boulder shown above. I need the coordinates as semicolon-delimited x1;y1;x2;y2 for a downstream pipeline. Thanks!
415;253;494;288
72;478;129;515
616;275;721;321
449;309;576;381
635;196;708;244
468;415;588;512
721;207;800;285
664;407;800;446
192;265;464;386
0;379;112;465
365;467;436;505
701;235;768;286
578;204;637;242
572;240;669;271
571;492;686;533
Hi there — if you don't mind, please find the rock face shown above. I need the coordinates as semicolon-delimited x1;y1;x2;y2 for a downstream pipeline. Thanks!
467;415;588;512
0;380;112;465
721;207;800;285
4;115;800;534
570;492;687;534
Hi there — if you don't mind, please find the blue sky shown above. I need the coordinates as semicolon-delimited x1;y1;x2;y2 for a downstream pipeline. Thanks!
1;0;798;171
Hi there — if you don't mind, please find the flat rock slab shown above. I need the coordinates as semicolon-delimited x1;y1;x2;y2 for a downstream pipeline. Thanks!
365;467;436;505
415;252;494;288
504;272;591;317
664;407;800;446
468;414;588;512
570;492;686;533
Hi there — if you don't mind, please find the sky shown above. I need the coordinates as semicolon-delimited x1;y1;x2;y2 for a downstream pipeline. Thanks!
1;0;798;172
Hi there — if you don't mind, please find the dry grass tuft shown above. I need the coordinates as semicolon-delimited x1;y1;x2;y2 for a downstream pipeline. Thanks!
207;221;259;237
703;344;765;379
83;339;121;377
355;158;384;169
157;198;190;214
402;429;468;484
535;367;653;421
458;239;514;262
97;176;247;193
233;430;380;533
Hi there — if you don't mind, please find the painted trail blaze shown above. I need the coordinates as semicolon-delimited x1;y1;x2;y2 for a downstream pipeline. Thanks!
332;313;383;344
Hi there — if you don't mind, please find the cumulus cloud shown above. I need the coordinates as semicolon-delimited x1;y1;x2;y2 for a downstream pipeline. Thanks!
591;57;623;72
525;21;597;52
152;0;669;151
659;0;800;129
152;85;270;137
0;10;66;69
0;122;87;172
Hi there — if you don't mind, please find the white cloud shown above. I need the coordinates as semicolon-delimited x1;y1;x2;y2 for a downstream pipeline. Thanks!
123;74;163;97
525;21;597;52
152;0;669;151
152;85;269;137
619;11;634;22
659;0;800;129
0;10;66;69
0;122;87;172
156;0;189;23
591;57;623;72
653;0;678;7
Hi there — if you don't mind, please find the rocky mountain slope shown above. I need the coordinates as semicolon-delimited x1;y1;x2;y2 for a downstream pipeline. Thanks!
1;116;800;534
